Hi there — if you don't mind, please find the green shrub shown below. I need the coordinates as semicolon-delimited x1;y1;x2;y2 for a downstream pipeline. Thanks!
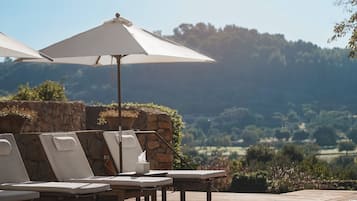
292;130;310;141
280;144;304;162
36;80;67;101
338;141;356;154
12;81;67;101
12;83;39;101
246;144;275;165
312;126;337;147
230;172;268;193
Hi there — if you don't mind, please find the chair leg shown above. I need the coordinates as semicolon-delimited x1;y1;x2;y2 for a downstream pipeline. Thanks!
116;192;125;201
207;191;212;201
161;187;167;201
151;190;157;201
180;190;186;201
136;197;141;201
207;180;212;201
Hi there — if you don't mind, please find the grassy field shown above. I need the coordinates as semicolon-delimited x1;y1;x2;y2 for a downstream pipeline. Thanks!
195;146;247;156
316;148;357;162
195;146;357;162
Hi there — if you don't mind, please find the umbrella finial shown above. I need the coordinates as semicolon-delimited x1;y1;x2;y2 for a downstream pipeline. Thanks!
115;13;120;18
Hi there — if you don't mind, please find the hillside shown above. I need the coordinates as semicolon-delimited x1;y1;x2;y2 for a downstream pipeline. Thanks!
1;23;357;116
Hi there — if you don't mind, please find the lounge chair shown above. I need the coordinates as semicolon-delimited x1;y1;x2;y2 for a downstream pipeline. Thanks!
0;190;39;201
103;130;226;201
39;132;172;201
0;133;110;201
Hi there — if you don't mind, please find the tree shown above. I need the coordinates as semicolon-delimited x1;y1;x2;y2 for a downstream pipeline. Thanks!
280;144;304;162
338;141;356;155
331;0;357;57
194;117;211;133
241;126;262;146
348;128;357;143
245;144;275;165
241;131;259;146
312;127;337;147
292;130;310;142
275;130;290;141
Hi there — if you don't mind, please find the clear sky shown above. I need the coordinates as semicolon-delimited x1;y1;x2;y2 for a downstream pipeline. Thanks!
0;0;350;50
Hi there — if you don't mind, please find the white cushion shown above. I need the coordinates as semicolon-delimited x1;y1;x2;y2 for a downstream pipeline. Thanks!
116;135;137;148
70;176;172;188
0;134;30;183
104;130;142;172
40;132;94;181
53;136;77;151
0;133;110;196
0;139;12;156
0;190;39;201
0;181;110;195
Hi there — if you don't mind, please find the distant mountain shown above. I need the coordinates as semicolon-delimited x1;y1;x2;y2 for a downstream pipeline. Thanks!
1;23;357;116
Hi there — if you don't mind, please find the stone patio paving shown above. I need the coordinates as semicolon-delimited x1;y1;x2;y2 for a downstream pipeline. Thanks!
128;190;357;201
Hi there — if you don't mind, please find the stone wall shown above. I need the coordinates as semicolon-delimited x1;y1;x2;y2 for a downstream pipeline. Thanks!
86;106;174;170
1;102;174;182
0;101;86;132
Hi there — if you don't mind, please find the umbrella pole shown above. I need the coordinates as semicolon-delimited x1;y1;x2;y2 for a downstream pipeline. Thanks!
115;55;123;173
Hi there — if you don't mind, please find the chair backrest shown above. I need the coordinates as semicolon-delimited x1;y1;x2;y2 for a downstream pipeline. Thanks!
39;132;94;181
103;130;143;172
0;133;30;183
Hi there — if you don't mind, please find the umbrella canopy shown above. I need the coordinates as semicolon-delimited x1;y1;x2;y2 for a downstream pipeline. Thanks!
24;13;214;173
35;15;214;65
0;32;45;59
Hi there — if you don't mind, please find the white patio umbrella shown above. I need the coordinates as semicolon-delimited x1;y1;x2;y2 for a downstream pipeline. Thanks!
0;32;50;59
26;13;214;172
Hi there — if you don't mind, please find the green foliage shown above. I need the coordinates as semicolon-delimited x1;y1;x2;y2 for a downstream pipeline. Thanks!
230;172;268;193
275;129;291;141
348;128;357;143
12;83;39;101
245;144;274;165
338;140;356;154
331;0;357;57
280;144;304;162
330;156;357;179
11;80;67;101
241;133;258;146
36;80;67;101
292;130;310;141
184;103;357;149
241;125;263;146
1;23;357;117
312;126;337;146
213;107;262;132
193;117;211;133
300;155;331;179
240;144;329;193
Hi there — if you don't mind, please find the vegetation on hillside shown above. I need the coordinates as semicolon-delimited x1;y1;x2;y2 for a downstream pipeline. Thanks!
0;23;357;117
3;20;357;191
184;103;357;149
